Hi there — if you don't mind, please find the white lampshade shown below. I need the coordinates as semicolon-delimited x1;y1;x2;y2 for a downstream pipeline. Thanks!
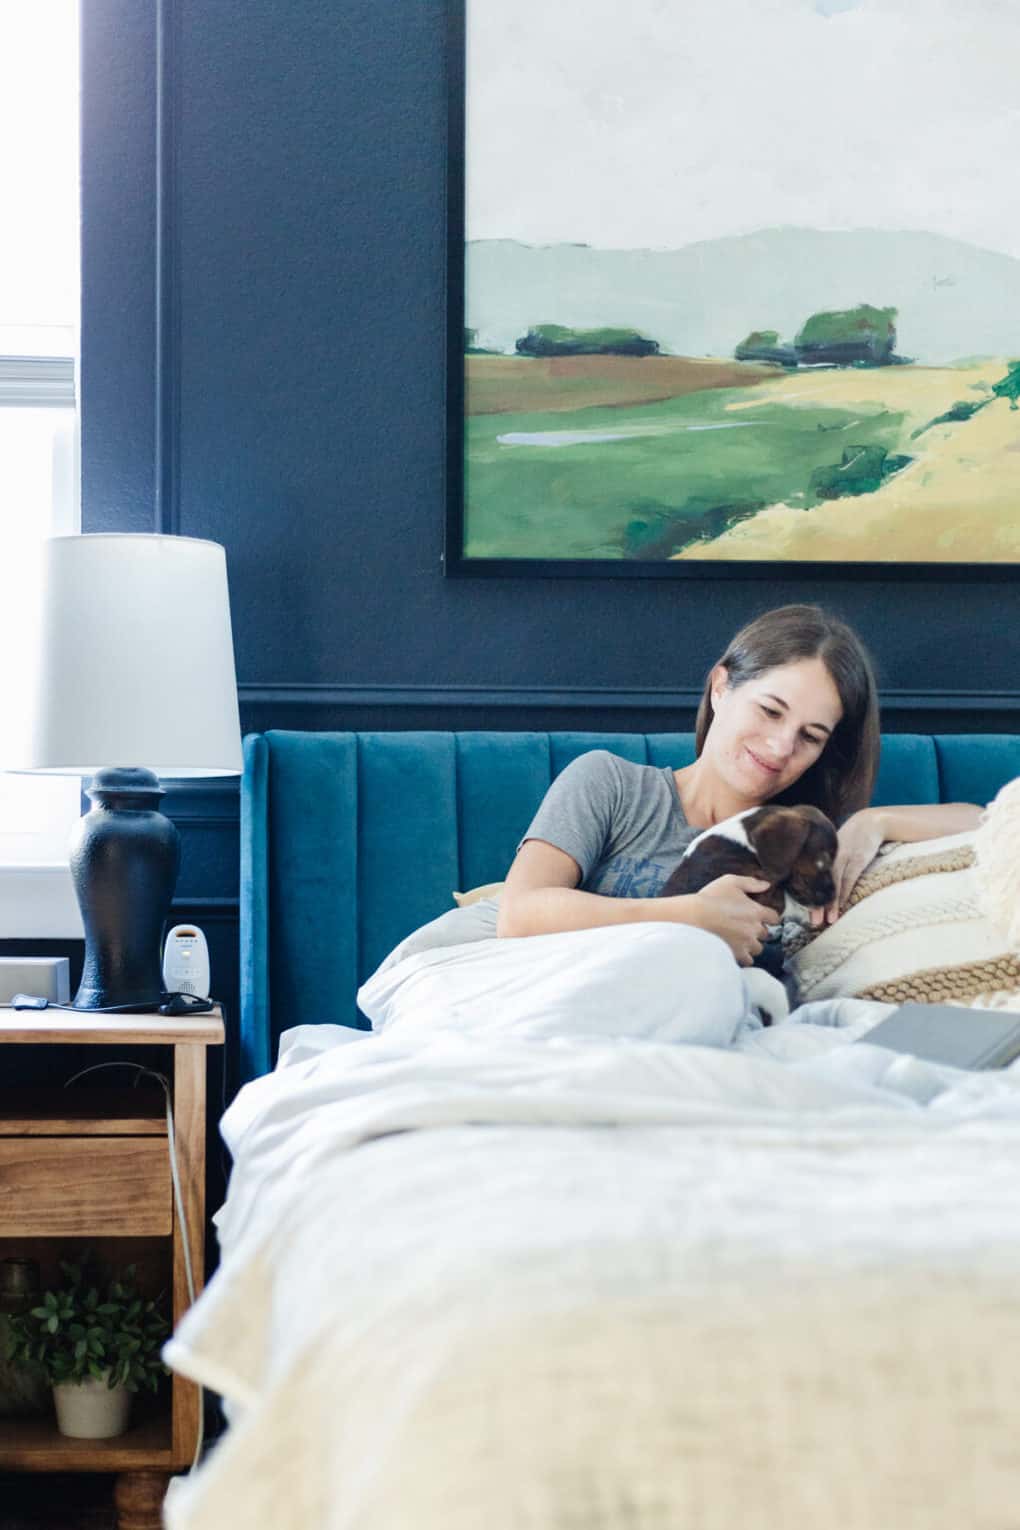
11;533;243;777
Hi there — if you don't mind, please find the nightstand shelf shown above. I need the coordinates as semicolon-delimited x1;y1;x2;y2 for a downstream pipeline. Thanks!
0;1412;173;1472
0;1008;224;1529
0;1089;167;1136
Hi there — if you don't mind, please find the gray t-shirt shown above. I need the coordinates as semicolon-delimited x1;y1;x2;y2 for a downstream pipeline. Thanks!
520;749;700;898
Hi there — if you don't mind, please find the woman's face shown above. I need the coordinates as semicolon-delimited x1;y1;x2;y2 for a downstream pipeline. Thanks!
705;657;844;803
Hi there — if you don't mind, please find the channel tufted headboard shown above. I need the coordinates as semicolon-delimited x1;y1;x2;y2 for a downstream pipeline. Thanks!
239;729;1020;1081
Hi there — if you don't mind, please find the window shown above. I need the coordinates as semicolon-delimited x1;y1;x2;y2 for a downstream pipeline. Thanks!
0;3;82;927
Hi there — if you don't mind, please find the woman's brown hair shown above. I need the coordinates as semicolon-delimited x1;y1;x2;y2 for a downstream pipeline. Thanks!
693;604;879;824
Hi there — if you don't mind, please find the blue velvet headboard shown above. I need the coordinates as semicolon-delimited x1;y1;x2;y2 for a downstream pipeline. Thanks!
239;729;1020;1081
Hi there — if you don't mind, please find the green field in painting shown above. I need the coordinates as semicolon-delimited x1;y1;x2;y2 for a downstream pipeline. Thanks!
463;382;905;560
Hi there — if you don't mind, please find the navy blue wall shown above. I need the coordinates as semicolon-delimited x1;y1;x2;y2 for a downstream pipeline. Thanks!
76;0;1020;1074
81;0;1020;723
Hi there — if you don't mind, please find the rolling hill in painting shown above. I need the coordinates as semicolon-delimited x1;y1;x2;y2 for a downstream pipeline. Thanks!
466;228;1020;365
462;229;1020;563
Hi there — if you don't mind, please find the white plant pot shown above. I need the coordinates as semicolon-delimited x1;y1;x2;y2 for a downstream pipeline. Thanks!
52;1375;132;1438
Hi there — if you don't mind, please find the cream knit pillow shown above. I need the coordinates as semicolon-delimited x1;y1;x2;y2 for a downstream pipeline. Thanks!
452;881;505;908
787;829;1020;1006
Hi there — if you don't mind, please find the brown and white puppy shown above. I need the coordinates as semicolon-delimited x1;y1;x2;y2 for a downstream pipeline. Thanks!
659;804;838;922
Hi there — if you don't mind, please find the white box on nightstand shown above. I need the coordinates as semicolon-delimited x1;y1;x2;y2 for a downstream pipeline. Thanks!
0;956;70;1005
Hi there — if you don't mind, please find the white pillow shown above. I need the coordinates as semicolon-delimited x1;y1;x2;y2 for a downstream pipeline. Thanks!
975;775;1020;949
359;922;754;1048
370;898;500;979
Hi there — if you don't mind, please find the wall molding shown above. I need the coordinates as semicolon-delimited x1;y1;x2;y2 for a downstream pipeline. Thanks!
162;776;239;824
170;897;238;917
238;682;1020;715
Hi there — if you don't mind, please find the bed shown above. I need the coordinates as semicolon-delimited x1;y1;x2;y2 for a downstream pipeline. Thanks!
164;730;1020;1530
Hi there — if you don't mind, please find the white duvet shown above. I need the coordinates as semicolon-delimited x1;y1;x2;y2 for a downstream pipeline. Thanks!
165;924;1020;1530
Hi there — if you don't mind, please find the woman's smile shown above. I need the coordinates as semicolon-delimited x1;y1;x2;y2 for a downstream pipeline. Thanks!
745;746;784;778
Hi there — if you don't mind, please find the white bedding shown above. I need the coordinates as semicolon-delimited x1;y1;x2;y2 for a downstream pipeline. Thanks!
165;925;1020;1530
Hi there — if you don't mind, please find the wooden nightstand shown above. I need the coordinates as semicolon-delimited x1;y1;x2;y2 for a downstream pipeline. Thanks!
0;1007;224;1530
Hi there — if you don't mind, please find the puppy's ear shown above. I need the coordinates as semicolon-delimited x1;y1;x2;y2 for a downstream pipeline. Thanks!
745;807;812;883
802;804;838;840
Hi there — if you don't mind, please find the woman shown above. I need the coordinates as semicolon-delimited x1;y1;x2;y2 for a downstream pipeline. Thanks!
498;604;982;966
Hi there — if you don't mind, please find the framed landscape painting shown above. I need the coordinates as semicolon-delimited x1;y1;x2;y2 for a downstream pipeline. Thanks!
445;0;1020;577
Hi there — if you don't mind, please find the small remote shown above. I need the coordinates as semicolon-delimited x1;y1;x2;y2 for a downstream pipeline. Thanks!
162;925;211;999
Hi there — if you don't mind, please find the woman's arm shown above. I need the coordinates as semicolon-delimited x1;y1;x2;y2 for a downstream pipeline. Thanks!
870;802;984;841
827;801;984;918
497;839;776;966
497;839;678;936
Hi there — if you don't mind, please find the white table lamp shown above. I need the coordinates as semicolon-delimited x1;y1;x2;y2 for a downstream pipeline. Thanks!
8;533;243;1011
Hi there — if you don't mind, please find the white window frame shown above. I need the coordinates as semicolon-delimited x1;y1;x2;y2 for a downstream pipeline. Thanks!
0;350;83;937
0;2;84;935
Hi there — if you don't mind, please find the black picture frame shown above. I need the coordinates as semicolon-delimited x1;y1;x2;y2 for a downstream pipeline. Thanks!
443;0;1019;582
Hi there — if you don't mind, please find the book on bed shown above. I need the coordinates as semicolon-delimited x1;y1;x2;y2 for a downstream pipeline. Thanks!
858;1002;1020;1070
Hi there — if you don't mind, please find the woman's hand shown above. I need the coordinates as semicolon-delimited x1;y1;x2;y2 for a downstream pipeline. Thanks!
826;808;887;923
678;874;776;967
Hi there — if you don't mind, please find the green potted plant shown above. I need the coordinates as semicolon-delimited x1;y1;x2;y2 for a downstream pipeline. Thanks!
4;1255;170;1439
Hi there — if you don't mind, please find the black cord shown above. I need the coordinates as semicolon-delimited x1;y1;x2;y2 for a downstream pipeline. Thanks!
10;991;217;1016
215;997;234;1193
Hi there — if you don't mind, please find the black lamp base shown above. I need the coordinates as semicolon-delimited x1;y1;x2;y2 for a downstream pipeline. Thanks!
69;767;181;1012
